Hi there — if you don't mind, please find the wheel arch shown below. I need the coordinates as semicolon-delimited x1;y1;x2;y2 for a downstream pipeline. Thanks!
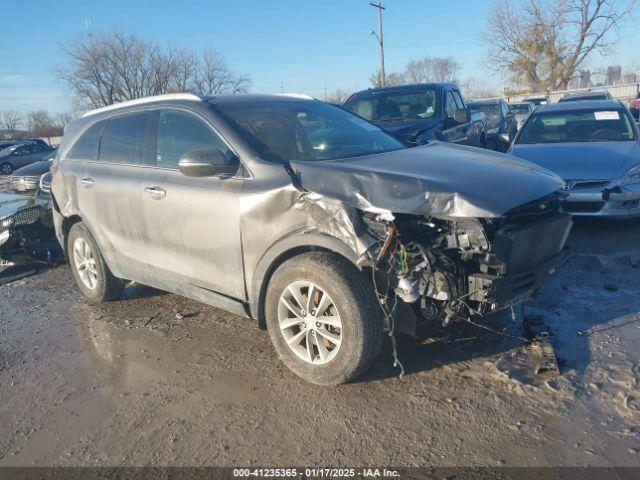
60;214;84;252
249;232;364;330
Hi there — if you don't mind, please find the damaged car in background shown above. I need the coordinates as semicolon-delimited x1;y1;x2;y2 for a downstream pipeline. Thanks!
0;173;63;283
51;93;572;385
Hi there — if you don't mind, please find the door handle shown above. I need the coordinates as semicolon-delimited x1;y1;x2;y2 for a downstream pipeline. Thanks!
80;177;95;188
144;185;166;200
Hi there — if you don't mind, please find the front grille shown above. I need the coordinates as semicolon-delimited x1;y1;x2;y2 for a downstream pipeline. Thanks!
10;175;38;184
564;201;605;213
0;206;43;234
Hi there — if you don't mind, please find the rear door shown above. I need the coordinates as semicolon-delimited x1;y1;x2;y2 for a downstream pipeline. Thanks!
140;108;245;298
75;111;156;279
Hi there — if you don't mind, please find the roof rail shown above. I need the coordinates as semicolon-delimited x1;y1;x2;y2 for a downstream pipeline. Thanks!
82;93;202;117
275;93;316;100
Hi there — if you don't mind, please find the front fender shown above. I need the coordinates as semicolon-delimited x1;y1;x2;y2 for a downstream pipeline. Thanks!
248;230;364;324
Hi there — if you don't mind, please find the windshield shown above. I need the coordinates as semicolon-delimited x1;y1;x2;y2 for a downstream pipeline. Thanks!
517;109;636;144
215;100;405;163
0;146;17;156
510;104;532;115
469;103;500;120
343;88;438;123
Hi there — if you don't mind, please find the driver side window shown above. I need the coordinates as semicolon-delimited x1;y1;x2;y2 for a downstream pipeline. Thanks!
156;110;230;169
445;91;457;119
14;145;31;156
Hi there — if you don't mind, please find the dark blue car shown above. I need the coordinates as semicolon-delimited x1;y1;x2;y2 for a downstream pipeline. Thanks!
343;83;486;147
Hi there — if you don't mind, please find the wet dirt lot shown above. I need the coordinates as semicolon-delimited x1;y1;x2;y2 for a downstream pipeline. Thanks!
1;211;639;467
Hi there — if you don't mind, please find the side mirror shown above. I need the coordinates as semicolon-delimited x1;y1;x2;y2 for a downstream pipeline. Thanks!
453;108;470;125
178;149;238;178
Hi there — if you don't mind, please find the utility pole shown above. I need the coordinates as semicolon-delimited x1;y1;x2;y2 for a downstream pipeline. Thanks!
370;2;386;87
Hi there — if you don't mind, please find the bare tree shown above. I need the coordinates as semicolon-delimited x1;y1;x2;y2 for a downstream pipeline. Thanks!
0;111;23;139
483;0;636;90
58;30;251;110
369;70;405;87
26;111;53;136
190;48;251;95
460;77;500;100
324;88;351;105
55;112;74;129
370;56;460;87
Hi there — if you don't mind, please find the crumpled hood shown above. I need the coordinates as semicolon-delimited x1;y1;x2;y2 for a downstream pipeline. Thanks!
510;142;640;180
291;142;564;218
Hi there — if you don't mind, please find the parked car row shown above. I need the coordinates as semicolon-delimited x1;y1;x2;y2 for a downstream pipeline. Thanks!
0;140;55;175
342;84;639;219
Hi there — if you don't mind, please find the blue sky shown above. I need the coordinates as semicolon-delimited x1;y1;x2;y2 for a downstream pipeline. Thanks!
1;0;638;115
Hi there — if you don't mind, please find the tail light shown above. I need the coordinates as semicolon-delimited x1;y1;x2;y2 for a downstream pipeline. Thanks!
634;98;640;107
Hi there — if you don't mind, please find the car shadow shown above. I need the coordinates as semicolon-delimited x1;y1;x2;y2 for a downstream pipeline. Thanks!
120;282;168;301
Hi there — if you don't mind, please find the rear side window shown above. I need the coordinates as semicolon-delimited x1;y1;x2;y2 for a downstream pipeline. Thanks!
156;110;230;169
99;112;156;165
67;120;105;161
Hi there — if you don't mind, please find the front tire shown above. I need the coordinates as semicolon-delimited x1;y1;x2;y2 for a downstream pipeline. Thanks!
265;252;383;385
0;162;13;175
67;222;125;303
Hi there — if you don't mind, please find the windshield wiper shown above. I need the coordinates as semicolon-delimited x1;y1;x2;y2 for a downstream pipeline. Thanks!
375;116;417;123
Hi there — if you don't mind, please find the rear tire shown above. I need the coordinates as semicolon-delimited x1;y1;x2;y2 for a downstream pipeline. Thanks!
265;251;383;385
67;222;125;303
0;162;13;175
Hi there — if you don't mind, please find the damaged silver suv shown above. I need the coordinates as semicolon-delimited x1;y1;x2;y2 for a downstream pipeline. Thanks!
51;93;572;385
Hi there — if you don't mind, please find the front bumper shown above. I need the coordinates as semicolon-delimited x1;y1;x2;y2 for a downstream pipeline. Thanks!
468;212;573;311
562;184;640;219
468;246;569;310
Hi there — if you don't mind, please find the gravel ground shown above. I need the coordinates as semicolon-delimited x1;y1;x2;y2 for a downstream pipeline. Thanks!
0;213;639;467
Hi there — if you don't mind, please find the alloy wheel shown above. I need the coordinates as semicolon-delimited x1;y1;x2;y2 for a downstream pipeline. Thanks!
73;237;99;290
277;281;343;365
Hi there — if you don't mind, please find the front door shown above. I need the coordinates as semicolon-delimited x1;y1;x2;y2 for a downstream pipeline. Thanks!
140;108;245;299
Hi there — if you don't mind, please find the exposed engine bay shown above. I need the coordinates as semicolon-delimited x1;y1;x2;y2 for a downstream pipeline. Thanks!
361;193;572;338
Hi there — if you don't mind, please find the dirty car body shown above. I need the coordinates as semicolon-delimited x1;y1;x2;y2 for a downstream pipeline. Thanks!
51;94;571;383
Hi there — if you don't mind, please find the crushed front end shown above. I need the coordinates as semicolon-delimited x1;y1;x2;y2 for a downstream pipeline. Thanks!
0;191;63;270
363;193;572;337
